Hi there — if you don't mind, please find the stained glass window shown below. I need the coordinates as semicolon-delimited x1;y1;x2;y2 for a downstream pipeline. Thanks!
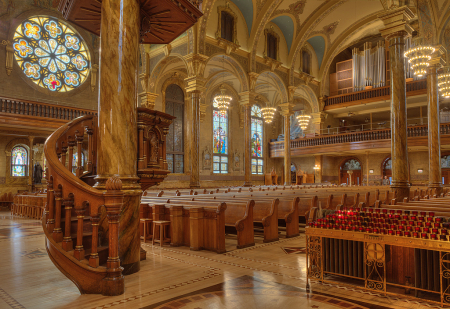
12;16;90;92
11;146;28;177
213;100;228;173
342;159;361;170
72;152;85;175
251;105;263;174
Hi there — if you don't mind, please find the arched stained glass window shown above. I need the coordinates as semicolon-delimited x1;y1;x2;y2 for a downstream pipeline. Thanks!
12;16;90;92
72;152;85;175
213;99;228;173
11;146;28;177
251;105;263;174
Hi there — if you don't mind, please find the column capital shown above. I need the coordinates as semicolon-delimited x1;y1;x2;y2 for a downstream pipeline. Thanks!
428;45;447;68
239;91;257;106
28;136;35;144
184;76;206;93
378;6;414;39
139;92;158;109
311;112;326;123
279;103;294;116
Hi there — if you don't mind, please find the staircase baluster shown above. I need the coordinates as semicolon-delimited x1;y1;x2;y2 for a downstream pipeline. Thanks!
61;144;68;168
76;131;84;177
62;195;74;251
46;178;55;233
86;127;94;173
103;176;125;295
74;203;86;260
52;188;63;242
68;139;75;173
89;213;100;268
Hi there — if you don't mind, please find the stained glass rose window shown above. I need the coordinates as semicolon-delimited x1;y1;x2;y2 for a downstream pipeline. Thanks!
13;16;90;92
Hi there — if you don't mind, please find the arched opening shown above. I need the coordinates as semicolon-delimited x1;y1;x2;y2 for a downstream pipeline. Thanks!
382;156;392;185
339;157;362;185
165;84;185;173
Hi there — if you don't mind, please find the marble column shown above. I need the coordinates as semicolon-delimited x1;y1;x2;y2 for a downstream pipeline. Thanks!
28;136;34;191
95;0;142;275
239;92;254;187
280;106;292;186
189;90;201;188
427;52;445;195
380;7;414;201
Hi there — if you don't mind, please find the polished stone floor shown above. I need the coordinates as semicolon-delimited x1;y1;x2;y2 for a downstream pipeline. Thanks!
0;210;440;309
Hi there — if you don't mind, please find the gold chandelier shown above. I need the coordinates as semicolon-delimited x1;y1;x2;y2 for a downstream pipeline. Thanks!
439;66;450;98
261;107;276;123
404;37;435;77
296;111;310;130
213;85;232;115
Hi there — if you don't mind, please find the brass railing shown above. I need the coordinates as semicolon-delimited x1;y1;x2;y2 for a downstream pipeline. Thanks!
0;97;97;121
324;79;427;107
270;123;450;152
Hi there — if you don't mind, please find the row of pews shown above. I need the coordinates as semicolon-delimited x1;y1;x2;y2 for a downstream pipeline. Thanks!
140;185;438;253
0;192;13;209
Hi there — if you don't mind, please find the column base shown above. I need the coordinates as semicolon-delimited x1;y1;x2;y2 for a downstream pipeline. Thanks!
428;183;443;196
390;182;410;201
122;261;140;275
242;182;252;187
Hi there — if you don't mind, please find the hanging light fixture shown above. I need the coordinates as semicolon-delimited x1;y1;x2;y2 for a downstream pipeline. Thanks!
439;66;450;98
404;37;435;77
213;85;232;115
296;111;310;130
261;107;276;123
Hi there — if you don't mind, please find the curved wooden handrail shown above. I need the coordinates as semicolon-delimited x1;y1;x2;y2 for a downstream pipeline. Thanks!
44;115;103;206
43;115;124;296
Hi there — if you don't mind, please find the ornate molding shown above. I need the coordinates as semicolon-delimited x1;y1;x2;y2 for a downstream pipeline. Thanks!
2;40;13;76
217;38;240;55
184;54;209;77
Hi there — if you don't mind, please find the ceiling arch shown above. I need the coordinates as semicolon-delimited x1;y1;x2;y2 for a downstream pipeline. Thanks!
230;0;254;36
307;36;326;68
271;15;295;52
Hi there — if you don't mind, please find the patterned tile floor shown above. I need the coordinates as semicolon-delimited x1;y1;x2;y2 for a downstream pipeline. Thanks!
0;211;442;309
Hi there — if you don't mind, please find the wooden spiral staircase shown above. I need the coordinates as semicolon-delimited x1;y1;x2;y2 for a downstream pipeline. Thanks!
43;108;174;295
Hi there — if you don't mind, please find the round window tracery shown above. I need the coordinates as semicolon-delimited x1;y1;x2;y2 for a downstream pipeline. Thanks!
13;16;90;92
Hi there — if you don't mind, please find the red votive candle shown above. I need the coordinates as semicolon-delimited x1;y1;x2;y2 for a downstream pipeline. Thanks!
423;228;430;233
405;231;411;237
421;233;428;239
413;232;419;238
396;231;403;236
441;235;448;241
431;234;437;240
388;230;394;235
359;227;364;232
415;227;421;232
406;226;413;231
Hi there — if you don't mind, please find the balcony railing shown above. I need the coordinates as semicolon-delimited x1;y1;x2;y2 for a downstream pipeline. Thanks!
0;97;97;121
270;123;450;157
324;79;427;109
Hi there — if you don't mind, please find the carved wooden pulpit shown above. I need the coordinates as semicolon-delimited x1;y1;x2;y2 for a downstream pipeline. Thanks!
137;107;176;190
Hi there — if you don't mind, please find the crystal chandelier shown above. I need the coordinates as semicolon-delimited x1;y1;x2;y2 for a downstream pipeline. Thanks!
213;85;232;115
296;111;310;130
261;107;276;123
404;37;435;77
439;66;450;98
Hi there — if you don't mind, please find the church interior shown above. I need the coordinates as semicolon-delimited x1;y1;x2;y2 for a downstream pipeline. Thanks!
2;0;450;308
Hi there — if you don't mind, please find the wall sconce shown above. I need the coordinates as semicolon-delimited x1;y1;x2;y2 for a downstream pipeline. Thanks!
369;169;374;174
313;165;320;170
417;169;423;173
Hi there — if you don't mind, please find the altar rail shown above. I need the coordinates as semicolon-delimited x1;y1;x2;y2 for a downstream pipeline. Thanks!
270;123;450;157
0;97;97;121
324;79;427;109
